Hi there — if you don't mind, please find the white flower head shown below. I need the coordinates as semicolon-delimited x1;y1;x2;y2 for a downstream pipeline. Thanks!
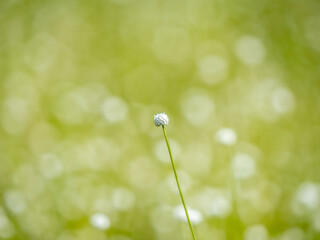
154;112;169;127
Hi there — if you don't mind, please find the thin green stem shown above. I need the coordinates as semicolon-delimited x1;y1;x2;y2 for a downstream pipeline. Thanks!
226;148;241;240
162;125;197;240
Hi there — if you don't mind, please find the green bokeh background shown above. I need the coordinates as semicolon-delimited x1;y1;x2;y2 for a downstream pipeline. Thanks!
0;0;320;239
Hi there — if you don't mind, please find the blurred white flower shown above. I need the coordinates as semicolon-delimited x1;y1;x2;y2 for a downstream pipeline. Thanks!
112;188;136;211
244;224;269;240
0;214;15;239
3;190;26;214
193;188;232;218
173;205;203;225
234;35;266;66
209;195;232;218
198;55;228;85
39;153;63;179
280;227;305;240
154;112;169;127
90;213;111;230
295;182;319;210
232;153;256;179
215;128;237;146
101;96;128;123
181;92;214;127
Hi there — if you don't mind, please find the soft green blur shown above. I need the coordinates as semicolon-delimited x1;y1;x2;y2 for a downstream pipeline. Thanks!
0;0;320;239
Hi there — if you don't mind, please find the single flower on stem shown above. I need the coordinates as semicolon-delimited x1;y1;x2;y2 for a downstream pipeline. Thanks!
154;112;197;240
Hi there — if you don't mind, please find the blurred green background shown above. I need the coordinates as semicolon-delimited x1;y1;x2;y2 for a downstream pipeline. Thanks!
0;0;320;239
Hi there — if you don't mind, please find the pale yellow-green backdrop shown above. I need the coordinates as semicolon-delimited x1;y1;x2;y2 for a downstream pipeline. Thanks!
0;0;320;240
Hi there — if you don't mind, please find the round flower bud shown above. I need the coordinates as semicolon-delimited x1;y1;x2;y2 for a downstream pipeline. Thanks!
154;113;169;127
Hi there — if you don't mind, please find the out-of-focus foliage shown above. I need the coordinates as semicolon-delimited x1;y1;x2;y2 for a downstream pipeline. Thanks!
0;0;320;239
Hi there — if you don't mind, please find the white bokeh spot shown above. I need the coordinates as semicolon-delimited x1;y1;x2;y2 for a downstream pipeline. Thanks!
198;55;229;85
181;92;215;127
215;128;237;146
90;213;111;230
235;35;266;65
101;96;128;123
173;205;203;225
232;153;256;179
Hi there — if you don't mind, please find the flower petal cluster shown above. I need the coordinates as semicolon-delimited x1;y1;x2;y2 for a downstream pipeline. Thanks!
154;112;169;127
